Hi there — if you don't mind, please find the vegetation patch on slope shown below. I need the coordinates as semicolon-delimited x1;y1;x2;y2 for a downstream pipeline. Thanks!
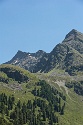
0;64;38;83
65;80;83;95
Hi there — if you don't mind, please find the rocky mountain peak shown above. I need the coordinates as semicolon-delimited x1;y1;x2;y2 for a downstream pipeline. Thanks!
64;29;83;42
5;29;83;73
36;50;45;54
65;29;78;38
35;50;46;58
5;49;46;72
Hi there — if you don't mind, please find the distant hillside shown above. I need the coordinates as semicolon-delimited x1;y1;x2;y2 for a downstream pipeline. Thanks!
5;29;83;75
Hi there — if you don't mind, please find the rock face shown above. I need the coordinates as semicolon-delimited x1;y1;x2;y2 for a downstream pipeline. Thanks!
5;29;83;74
5;50;46;72
63;29;83;54
33;29;83;73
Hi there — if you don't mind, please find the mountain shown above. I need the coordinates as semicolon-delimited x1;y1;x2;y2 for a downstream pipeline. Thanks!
33;29;83;74
5;50;46;72
5;29;83;75
1;28;83;125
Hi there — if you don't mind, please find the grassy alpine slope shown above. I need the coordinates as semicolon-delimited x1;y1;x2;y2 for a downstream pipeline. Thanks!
0;64;83;125
0;64;66;125
37;71;83;125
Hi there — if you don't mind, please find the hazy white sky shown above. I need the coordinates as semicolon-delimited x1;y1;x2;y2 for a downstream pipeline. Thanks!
0;0;83;64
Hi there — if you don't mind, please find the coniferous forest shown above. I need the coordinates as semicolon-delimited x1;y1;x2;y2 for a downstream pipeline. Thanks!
0;80;66;125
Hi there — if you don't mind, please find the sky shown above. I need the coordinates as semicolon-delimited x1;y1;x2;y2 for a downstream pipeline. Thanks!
0;0;83;64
